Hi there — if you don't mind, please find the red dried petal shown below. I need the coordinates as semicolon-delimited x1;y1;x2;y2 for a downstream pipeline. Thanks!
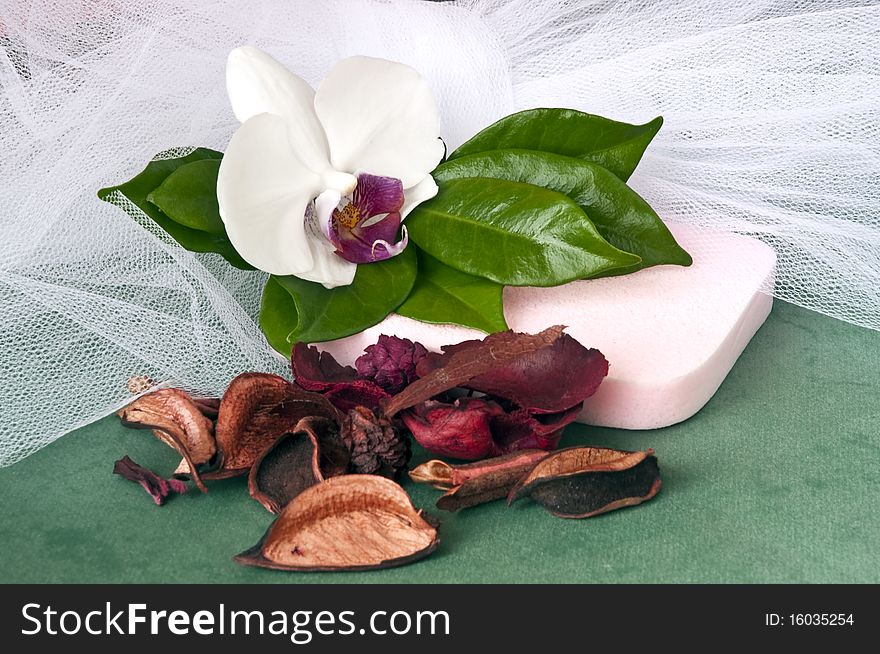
113;456;188;506
490;405;582;452
322;380;390;413
291;343;358;391
401;398;506;460
418;333;608;414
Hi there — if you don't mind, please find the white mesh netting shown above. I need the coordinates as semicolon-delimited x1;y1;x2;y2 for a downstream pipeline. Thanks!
1;0;878;465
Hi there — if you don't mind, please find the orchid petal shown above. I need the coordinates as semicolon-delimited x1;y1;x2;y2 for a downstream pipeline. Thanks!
297;232;357;288
217;113;323;276
400;175;439;220
226;46;331;175
315;57;445;188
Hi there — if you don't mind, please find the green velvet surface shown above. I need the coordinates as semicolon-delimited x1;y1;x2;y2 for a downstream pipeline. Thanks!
1;300;878;583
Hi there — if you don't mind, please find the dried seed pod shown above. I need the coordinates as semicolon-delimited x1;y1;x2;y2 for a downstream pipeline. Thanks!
209;373;338;478
117;388;216;492
248;417;347;514
410;449;549;512
235;475;439;572
508;446;661;518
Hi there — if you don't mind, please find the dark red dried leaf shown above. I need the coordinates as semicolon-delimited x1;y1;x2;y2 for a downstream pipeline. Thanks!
355;335;427;394
113;455;188;506
322;380;390;413
291;343;358;391
489;405;581;452
383;326;565;416
418;333;608;414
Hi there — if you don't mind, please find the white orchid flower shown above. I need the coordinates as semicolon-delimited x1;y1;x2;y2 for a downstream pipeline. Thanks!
217;47;444;288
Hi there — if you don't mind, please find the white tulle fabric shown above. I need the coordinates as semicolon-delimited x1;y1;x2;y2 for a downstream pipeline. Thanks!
0;0;878;465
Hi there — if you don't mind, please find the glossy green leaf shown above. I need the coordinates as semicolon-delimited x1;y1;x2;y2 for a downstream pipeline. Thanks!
406;177;640;286
98;148;253;270
259;277;300;357
434;149;691;270
146;159;225;236
449;109;662;181
397;248;508;334
264;247;417;349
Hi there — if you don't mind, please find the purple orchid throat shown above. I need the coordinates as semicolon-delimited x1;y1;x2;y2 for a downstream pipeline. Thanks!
326;173;409;264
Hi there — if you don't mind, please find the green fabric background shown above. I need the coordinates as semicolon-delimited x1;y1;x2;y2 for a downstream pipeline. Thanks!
1;300;878;583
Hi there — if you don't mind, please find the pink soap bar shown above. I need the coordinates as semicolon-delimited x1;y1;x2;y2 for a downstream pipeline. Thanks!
317;224;776;429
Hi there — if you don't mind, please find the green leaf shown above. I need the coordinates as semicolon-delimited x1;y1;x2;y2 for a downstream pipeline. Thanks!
434;149;691;270
397;248;508;334
98;148;253;270
449;109;662;181
259;276;300;357
263;247;417;350
146;159;225;236
406;177;640;286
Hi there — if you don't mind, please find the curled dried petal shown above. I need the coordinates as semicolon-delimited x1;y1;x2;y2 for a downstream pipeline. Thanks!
113;456;188;506
235;475;438;571
417;333;608;414
291;343;358;391
249;427;324;514
508;446;661;518
384;326;565;416
401;398;505;460
117;388;216;492
210;373;339;478
411;449;549;512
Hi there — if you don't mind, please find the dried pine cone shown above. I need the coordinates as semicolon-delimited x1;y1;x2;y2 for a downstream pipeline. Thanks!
342;406;411;478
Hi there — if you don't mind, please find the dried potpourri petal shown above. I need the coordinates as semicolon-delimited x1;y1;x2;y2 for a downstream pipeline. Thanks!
390;326;608;458
291;343;389;411
249;420;326;514
383;326;565;416
235;475;439;572
208;373;339;479
417;333;608;414
508;446;661;518
401;397;505;460
117;388;216;492
113;455;188;506
355;335;428;394
410;449;548;512
291;343;359;390
342;406;410;477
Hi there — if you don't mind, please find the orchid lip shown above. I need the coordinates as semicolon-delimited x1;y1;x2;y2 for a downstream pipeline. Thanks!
320;172;410;265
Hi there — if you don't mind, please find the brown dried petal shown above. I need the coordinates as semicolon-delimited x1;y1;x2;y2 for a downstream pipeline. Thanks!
410;450;549;512
249;425;324;514
117;388;216;492
383;326;565;416
235;475;438;572
210;373;339;478
508;446;661;518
